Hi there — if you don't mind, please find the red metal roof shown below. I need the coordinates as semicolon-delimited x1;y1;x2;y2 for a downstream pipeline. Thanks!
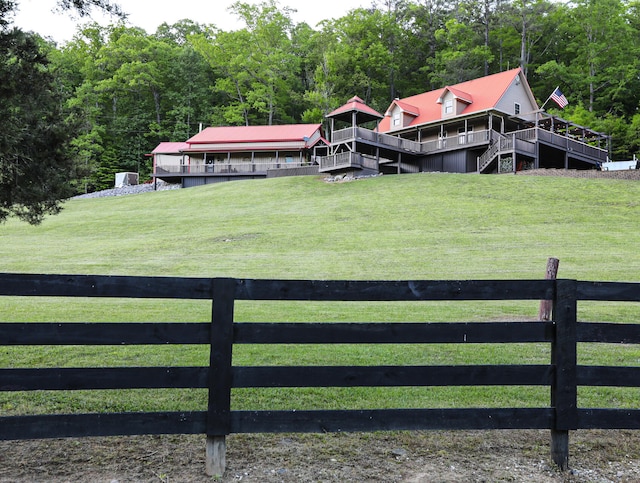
186;124;323;146
151;142;189;154
378;68;528;132
327;96;384;120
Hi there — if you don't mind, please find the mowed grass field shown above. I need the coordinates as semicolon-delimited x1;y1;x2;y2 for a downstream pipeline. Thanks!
1;173;639;415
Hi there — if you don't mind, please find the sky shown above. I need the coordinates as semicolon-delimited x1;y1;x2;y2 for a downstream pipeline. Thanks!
12;0;370;44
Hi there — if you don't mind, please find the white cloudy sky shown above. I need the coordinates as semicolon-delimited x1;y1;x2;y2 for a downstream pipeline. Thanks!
12;0;371;44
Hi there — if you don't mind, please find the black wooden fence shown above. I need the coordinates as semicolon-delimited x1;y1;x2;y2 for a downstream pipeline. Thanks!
1;273;639;475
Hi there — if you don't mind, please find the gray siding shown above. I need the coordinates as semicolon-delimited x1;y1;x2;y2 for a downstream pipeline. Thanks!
421;151;476;173
267;166;319;178
495;80;537;117
182;175;266;188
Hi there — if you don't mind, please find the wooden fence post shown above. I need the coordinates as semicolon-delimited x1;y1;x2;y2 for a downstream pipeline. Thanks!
206;278;236;477
539;257;560;321
550;278;578;471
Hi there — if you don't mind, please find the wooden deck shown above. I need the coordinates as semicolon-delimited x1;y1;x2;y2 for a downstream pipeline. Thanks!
320;126;608;174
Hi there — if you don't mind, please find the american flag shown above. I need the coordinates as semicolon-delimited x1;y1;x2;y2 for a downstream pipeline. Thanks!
550;87;568;108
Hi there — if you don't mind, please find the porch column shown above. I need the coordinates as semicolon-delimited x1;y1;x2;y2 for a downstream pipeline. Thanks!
512;133;517;173
330;118;334;147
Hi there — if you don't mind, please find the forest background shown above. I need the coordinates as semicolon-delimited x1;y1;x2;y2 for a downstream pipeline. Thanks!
2;0;640;202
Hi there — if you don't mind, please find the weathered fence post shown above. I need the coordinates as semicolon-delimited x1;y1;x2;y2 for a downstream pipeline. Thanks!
550;278;578;471
538;257;560;321
206;278;236;477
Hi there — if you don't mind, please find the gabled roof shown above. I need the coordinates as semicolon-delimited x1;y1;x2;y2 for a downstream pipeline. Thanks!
327;96;384;123
378;68;533;132
186;124;323;147
386;99;420;117
437;86;473;104
151;142;189;154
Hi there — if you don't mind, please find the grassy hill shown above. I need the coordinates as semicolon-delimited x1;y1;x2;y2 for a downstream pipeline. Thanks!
2;172;639;281
1;173;639;413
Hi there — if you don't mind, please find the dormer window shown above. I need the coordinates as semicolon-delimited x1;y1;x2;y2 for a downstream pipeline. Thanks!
393;113;401;126
444;99;454;115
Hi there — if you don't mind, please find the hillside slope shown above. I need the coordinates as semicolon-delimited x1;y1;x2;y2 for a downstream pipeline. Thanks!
2;173;639;281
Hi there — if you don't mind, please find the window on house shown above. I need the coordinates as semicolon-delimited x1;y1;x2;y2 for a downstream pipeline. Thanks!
514;103;521;115
445;99;454;114
393;113;401;126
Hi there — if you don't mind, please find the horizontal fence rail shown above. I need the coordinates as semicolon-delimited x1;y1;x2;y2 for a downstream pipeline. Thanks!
0;273;639;476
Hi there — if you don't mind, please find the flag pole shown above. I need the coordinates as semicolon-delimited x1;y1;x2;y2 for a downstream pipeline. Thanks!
540;86;559;110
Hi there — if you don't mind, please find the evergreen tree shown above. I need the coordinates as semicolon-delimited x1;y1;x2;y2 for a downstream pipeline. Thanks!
0;3;75;224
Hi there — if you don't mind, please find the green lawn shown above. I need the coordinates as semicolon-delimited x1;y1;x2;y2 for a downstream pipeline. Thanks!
1;173;639;414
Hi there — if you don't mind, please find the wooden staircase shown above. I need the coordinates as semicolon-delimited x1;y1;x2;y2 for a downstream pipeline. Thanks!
477;131;512;173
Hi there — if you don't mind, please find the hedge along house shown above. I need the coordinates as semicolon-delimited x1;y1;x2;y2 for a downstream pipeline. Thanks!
319;68;610;176
151;124;328;188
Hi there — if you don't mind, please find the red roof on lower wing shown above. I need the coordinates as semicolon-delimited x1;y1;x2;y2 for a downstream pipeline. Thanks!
187;124;323;145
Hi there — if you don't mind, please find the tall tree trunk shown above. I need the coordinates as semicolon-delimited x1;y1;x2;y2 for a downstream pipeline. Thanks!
153;89;161;125
484;0;491;76
520;8;527;74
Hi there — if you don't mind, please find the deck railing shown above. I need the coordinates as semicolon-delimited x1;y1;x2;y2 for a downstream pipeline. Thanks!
1;274;639;476
318;152;378;172
537;129;608;161
331;126;607;166
155;161;308;175
332;127;490;155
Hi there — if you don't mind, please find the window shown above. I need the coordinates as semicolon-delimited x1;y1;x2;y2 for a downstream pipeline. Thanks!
445;99;454;114
514;103;521;115
393;113;401;126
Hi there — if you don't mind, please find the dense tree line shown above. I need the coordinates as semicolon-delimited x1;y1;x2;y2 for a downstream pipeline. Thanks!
2;0;640;220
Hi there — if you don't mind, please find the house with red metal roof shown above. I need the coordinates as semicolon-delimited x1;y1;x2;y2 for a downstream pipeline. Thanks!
320;68;609;175
152;124;327;187
151;69;609;187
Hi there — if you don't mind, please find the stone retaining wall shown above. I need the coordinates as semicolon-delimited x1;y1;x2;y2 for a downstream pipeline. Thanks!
515;168;640;180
